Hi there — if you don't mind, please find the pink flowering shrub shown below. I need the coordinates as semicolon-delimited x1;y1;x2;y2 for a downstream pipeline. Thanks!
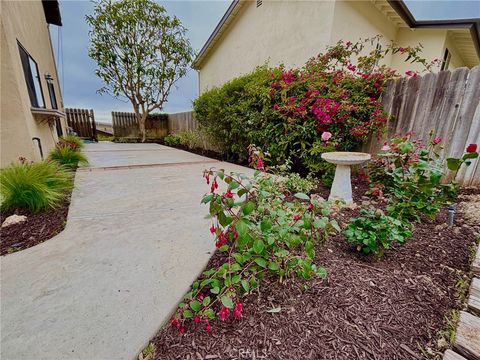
170;168;340;333
194;36;436;178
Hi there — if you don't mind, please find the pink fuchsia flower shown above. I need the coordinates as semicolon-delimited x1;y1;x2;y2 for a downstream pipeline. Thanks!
233;303;243;319
432;137;442;145
194;316;202;324
466;144;478;153
293;214;302;221
257;158;265;170
321;131;332;141
224;189;234;198
347;63;356;72
218;306;230;321
210;225;216;234
399;47;406;53
405;70;417;77
381;145;391;151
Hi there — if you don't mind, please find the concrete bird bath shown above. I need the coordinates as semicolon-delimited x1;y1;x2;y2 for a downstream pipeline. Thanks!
321;152;371;203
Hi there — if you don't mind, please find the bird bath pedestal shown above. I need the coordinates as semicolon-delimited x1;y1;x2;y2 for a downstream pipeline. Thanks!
321;152;371;203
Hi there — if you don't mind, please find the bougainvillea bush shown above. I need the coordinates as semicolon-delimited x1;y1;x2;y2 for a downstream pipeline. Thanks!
170;167;340;333
194;36;435;177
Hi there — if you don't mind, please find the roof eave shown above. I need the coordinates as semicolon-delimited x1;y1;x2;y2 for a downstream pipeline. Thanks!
42;0;62;26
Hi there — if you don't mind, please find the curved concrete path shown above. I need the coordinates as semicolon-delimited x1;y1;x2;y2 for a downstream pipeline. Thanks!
1;142;251;360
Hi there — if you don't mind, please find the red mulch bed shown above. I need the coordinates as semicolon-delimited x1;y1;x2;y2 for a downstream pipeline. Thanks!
150;185;477;360
0;193;72;256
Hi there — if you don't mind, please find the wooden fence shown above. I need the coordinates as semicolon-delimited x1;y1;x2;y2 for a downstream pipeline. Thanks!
112;112;168;139
65;108;97;141
363;65;480;186
168;111;198;134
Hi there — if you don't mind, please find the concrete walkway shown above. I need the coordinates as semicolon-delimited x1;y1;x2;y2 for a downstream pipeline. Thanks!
1;142;250;360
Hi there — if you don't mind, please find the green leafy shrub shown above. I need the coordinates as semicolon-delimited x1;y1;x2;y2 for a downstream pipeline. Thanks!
0;161;73;212
170;168;339;332
58;135;84;151
194;37;435;175
49;146;88;170
177;130;201;150
164;134;181;147
345;208;412;255
369;134;478;222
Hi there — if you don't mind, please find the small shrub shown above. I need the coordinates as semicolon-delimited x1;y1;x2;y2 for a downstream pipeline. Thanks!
345;208;412;255
49;146;88;170
164;134;181;147
58;135;84;151
170;168;340;333
282;173;317;194
0;161;73;212
370;134;478;222
177;130;201;150
97;133;114;141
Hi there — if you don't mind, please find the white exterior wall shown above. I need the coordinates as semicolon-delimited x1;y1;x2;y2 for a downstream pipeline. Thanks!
390;28;447;73
199;0;336;92
330;0;397;66
198;0;476;93
1;0;66;167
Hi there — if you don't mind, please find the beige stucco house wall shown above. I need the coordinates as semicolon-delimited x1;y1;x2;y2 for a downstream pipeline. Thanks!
1;0;66;167
195;0;480;92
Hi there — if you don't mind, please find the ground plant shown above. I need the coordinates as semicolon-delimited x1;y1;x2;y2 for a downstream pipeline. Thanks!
0;160;73;212
49;145;89;170
170;168;340;333
163;134;181;147
345;208;412;255
177;130;201;150
370;134;478;222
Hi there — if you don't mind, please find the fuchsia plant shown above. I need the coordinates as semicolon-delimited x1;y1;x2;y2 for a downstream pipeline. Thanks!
170;166;340;334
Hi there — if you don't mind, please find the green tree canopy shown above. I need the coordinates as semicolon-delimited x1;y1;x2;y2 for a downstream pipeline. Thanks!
86;0;195;141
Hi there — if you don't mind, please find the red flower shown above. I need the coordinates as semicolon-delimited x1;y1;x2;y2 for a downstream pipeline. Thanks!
194;316;202;324
257;158;265;170
216;232;227;248
170;318;180;329
225;189;234;198
432;137;442;145
466;144;478;153
205;324;212;333
399;47;406;53
293;214;302;221
179;327;185;334
210;225;216;234
308;203;314;210
218;306;230;321
233;303;243;319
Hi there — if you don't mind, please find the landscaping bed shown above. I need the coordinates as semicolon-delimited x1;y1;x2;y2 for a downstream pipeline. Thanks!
150;185;478;360
0;190;72;256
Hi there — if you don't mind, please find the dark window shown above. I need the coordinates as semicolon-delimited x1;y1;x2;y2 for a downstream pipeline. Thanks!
55;118;63;137
441;48;451;71
18;42;45;108
45;74;58;109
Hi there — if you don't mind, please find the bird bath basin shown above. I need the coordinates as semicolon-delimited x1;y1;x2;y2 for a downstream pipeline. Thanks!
321;152;371;203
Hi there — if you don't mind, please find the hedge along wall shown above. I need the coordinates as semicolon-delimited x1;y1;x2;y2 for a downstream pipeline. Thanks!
363;65;480;186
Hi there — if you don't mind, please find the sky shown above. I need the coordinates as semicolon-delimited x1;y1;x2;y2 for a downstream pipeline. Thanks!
51;0;480;123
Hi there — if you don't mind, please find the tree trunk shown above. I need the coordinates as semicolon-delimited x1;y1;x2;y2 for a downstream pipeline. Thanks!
137;113;148;142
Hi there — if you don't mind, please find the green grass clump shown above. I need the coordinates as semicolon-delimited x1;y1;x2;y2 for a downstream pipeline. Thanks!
48;146;88;170
0;161;73;212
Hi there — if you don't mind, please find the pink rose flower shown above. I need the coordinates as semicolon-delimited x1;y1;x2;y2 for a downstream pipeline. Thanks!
321;132;332;141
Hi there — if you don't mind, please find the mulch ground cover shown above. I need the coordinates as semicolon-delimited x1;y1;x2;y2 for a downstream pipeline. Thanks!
0;192;72;256
151;184;478;360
